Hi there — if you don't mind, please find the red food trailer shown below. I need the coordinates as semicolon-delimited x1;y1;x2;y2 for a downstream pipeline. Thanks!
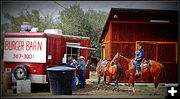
3;27;94;86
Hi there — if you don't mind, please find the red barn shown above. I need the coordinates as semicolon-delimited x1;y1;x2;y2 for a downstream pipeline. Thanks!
99;8;178;83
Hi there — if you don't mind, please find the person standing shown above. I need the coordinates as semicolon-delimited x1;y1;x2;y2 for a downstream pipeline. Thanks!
77;56;86;88
70;59;77;91
68;56;73;65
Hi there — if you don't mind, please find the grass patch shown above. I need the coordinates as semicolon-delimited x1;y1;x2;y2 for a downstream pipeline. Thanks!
135;85;148;87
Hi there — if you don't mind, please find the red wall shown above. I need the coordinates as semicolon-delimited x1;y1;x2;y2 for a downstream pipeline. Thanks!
111;23;178;42
103;22;178;83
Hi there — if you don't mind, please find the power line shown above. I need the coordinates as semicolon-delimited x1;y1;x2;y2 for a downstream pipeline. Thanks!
54;1;67;10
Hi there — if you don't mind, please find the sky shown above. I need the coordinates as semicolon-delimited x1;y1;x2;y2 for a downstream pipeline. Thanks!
1;1;179;24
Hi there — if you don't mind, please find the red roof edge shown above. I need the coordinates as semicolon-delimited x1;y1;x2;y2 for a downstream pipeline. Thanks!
5;32;47;37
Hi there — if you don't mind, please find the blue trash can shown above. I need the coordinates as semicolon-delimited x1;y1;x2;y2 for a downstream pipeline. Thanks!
47;66;75;95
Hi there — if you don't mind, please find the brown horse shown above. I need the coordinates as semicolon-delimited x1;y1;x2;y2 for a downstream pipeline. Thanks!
115;52;167;95
87;56;100;71
96;53;122;91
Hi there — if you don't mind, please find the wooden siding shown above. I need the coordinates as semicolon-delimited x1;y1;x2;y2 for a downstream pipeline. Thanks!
111;43;135;59
111;23;178;42
104;28;110;42
158;44;177;63
46;36;91;65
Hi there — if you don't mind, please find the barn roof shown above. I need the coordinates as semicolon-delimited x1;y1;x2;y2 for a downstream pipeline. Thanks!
98;8;178;43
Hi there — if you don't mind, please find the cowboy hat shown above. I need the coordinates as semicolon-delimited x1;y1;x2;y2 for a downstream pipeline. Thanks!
79;56;85;59
137;43;143;47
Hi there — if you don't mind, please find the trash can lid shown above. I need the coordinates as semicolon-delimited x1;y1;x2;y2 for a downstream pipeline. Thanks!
47;66;75;71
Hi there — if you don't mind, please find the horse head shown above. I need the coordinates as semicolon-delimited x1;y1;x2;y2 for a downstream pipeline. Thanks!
86;56;92;67
112;52;121;64
112;53;132;72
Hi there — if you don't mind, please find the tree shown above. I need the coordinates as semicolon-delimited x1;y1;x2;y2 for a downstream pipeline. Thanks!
56;3;108;57
56;3;89;36
85;10;108;57
3;8;55;32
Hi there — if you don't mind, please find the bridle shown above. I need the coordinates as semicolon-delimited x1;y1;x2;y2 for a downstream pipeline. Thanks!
117;55;134;72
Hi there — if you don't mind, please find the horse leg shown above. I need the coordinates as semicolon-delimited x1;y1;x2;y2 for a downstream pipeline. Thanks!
151;69;161;95
128;76;134;95
153;78;159;96
131;80;135;96
113;80;116;91
116;76;119;92
128;80;131;95
97;76;101;90
112;76;117;91
104;75;107;90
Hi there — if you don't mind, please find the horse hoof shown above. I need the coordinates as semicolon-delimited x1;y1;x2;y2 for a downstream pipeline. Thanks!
117;89;119;92
96;88;99;90
128;92;131;95
131;92;135;96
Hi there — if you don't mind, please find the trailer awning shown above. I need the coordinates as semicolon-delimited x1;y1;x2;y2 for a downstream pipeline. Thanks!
66;45;96;50
66;42;95;50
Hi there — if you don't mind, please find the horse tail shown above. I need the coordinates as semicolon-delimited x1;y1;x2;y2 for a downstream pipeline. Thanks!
117;63;122;81
160;63;168;84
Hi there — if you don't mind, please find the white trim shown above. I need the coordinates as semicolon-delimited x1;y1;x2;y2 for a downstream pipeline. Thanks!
66;42;80;46
66;45;95;50
63;35;90;39
44;29;62;35
150;20;170;23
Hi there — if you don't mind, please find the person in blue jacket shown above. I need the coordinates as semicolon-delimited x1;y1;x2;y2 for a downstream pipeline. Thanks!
70;59;77;91
77;56;86;88
68;56;73;65
134;43;144;76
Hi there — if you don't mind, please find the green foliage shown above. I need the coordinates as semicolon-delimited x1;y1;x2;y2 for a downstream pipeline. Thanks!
3;9;55;32
56;3;108;57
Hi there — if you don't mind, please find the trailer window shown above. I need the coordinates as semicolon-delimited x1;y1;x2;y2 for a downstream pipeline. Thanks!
66;47;80;63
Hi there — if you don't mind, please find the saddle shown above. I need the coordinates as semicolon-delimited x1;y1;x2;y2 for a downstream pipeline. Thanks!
140;59;152;70
130;58;152;70
98;60;109;75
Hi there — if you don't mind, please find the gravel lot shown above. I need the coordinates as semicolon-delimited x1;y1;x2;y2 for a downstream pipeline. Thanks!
1;71;166;98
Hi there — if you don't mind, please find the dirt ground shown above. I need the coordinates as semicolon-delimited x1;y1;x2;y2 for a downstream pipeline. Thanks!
1;71;166;98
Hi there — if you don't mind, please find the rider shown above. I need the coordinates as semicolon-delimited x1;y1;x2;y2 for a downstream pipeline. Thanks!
134;43;144;76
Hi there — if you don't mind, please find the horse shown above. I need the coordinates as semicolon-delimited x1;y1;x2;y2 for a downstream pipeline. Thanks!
86;56;100;71
96;53;122;91
115;52;167;95
86;56;107;89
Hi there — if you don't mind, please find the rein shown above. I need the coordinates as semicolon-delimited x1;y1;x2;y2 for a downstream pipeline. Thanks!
118;55;135;72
